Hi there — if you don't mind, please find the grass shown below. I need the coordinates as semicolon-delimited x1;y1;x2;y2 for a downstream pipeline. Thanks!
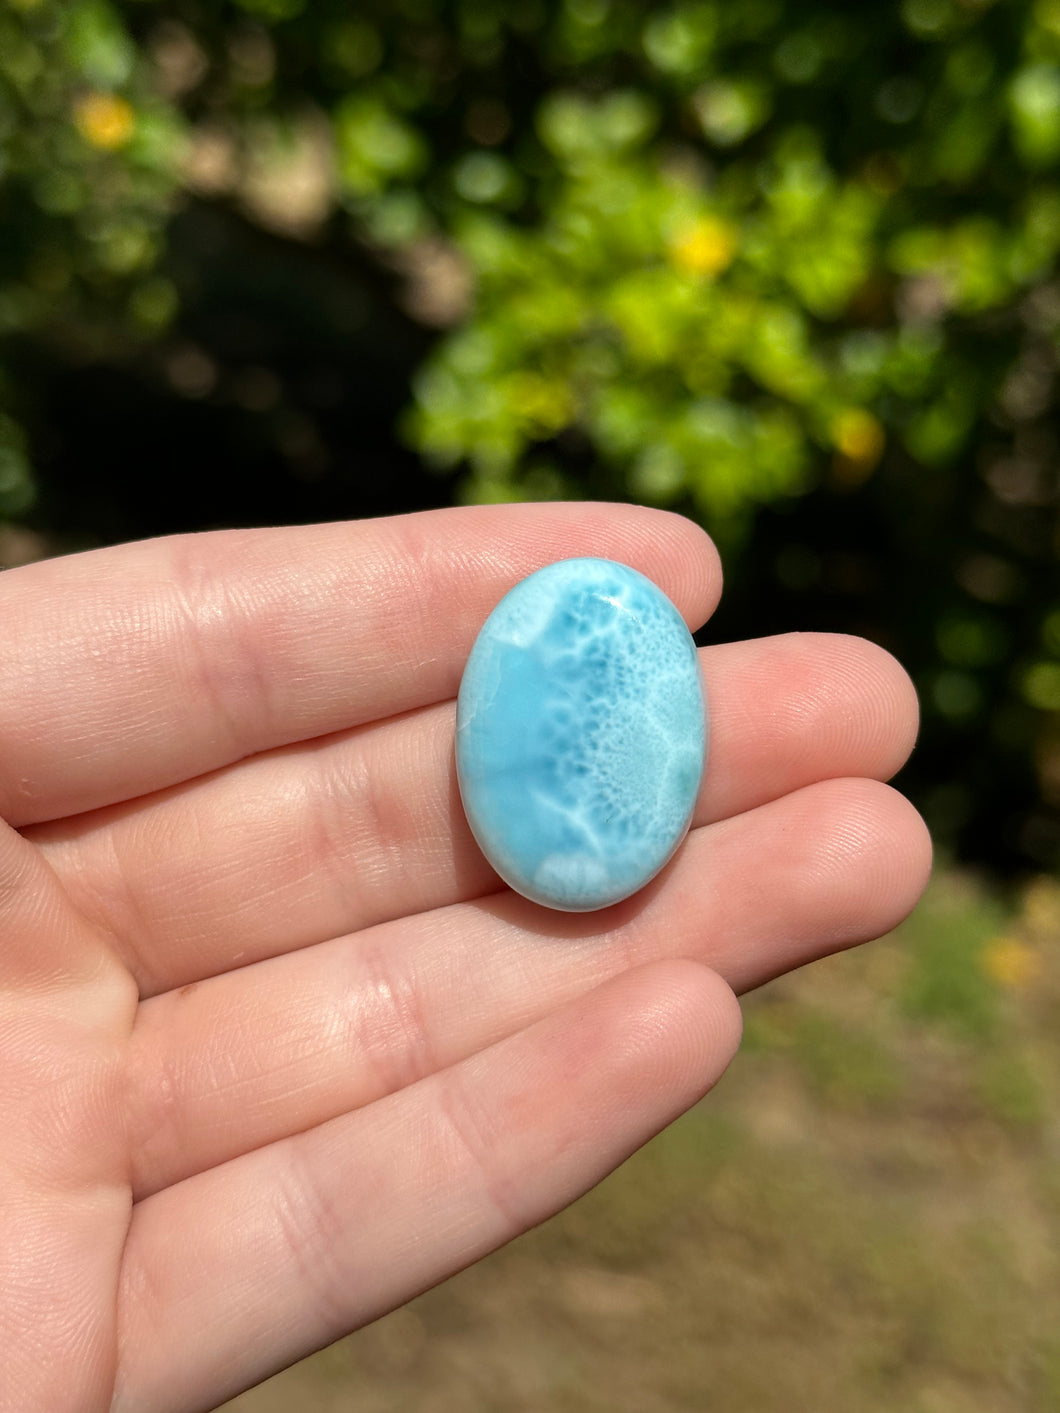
224;871;1060;1413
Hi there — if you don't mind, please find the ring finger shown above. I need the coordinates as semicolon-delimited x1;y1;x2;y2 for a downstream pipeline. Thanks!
124;775;931;1198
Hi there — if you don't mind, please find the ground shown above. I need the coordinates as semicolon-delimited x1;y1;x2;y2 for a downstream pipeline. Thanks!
224;872;1060;1413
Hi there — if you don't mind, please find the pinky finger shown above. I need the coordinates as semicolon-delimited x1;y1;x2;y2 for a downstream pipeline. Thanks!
114;960;742;1413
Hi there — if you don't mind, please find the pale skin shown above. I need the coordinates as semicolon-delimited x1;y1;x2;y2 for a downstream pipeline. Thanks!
0;502;931;1413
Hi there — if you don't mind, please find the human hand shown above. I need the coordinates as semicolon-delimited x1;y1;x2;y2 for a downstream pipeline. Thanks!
0;504;930;1412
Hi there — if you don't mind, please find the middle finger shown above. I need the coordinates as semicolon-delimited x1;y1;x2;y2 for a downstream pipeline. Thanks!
32;632;917;996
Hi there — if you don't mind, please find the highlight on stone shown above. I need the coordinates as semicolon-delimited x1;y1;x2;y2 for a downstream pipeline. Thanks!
456;557;707;912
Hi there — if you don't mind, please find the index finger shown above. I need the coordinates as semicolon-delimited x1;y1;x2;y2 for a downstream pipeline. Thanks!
0;503;720;827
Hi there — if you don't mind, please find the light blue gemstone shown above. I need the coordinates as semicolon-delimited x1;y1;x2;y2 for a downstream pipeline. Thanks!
456;557;707;911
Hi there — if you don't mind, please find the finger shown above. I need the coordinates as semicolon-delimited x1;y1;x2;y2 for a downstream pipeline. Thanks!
0;504;719;826
113;960;741;1413
34;633;919;996
0;817;124;998
0;822;135;1413
0;819;71;989
124;777;929;1198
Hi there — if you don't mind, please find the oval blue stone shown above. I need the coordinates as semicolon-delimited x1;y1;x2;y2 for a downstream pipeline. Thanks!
456;557;707;912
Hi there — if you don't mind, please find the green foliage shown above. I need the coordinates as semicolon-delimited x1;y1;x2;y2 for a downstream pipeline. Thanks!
0;0;185;518
1;0;1059;864
8;0;1060;510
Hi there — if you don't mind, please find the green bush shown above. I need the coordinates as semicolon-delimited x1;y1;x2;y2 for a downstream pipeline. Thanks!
1;0;1058;867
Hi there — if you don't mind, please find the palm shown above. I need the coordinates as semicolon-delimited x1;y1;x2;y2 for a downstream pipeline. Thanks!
0;505;929;1413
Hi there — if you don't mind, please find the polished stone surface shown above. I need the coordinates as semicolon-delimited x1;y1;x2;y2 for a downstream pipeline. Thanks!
456;558;707;911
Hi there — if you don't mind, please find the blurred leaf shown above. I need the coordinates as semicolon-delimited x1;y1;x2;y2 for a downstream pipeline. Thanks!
64;0;135;88
1010;64;1060;167
335;94;428;196
2;0;1060;873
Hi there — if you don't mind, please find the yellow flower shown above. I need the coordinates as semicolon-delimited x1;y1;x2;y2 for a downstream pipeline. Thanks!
74;93;136;152
670;216;739;278
832;408;885;479
981;937;1042;989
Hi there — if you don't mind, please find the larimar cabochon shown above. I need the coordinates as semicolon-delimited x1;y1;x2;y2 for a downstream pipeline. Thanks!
456;558;707;911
